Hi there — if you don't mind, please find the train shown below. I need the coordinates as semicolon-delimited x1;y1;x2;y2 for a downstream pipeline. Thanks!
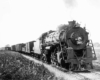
0;47;11;51
3;20;97;71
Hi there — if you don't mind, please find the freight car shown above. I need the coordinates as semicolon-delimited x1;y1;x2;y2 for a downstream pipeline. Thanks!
11;45;16;51
25;41;35;53
22;41;35;55
11;41;35;55
11;43;25;53
15;43;25;52
1;47;11;51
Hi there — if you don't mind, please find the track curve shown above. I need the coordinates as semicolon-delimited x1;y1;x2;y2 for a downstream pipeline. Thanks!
22;54;100;80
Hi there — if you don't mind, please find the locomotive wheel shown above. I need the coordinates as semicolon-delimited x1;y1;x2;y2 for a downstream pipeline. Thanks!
68;63;76;71
51;58;56;66
60;58;66;68
41;54;47;63
68;63;79;71
51;53;57;66
86;63;93;70
41;50;48;63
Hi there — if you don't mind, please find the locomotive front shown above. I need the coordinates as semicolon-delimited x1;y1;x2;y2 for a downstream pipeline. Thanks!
59;20;89;50
58;21;96;70
41;20;96;71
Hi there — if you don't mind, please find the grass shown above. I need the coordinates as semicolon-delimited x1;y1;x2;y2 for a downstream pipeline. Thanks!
0;51;57;80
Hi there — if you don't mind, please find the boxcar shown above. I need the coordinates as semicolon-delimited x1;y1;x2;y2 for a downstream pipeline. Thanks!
5;47;11;50
25;41;35;53
15;43;25;52
11;45;16;51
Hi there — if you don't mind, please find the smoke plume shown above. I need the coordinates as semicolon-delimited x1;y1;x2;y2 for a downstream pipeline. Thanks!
63;0;77;8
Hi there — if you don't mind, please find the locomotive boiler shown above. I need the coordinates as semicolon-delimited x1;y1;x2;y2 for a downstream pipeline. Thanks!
39;20;97;71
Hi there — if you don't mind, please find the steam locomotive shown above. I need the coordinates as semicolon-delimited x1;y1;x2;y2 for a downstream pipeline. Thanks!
10;20;97;71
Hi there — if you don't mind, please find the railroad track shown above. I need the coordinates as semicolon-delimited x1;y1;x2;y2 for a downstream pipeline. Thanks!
55;65;100;80
78;71;100;80
22;54;100;80
53;64;100;80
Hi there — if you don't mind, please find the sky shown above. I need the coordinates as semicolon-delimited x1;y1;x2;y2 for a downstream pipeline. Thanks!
0;0;100;47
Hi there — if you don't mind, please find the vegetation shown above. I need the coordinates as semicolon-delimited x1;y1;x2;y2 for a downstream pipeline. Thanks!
0;51;58;80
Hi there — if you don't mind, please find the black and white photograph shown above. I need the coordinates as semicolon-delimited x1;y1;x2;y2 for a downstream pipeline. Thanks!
0;0;100;80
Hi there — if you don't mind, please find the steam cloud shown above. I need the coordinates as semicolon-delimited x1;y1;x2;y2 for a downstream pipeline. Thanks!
63;0;77;8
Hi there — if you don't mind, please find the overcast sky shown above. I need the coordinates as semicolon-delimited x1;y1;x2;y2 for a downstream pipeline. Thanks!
0;0;100;47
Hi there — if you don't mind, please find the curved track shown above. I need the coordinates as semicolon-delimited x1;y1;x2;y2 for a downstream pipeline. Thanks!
22;54;100;80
